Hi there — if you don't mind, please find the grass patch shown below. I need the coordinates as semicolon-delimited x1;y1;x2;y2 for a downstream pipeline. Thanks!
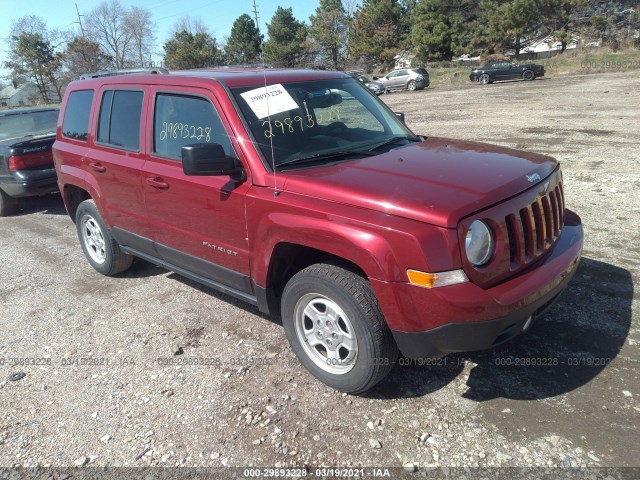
421;47;640;88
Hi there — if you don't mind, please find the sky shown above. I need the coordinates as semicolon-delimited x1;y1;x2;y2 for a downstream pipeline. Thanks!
0;0;321;75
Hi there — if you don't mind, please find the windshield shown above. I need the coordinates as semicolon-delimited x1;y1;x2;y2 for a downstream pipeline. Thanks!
231;77;416;169
0;110;58;141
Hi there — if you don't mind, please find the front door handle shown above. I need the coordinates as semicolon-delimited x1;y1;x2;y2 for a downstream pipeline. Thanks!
146;177;170;190
89;162;106;173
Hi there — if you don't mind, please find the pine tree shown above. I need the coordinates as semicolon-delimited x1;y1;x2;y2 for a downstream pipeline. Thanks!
263;7;308;68
308;0;349;70
348;0;403;69
225;14;262;65
163;31;221;70
411;0;477;61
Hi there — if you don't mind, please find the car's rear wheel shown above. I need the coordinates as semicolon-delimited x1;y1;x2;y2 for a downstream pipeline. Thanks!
523;70;535;81
281;263;398;394
0;188;18;217
407;80;417;91
76;199;133;276
479;74;491;85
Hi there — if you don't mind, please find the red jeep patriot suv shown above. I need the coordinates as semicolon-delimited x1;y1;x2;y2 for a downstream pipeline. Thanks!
53;68;583;393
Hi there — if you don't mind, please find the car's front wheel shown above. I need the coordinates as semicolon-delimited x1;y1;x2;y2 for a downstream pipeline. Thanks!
76;199;133;276
523;69;535;81
407;80;417;91
479;74;491;85
0;188;18;217
281;263;398;394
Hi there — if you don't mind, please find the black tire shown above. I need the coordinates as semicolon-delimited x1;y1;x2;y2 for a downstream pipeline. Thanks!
281;263;398;394
75;199;133;276
0;188;19;217
479;73;491;85
407;80;417;91
523;69;535;81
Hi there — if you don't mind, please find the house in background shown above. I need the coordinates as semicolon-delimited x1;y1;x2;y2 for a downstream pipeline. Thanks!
394;52;415;69
0;82;41;107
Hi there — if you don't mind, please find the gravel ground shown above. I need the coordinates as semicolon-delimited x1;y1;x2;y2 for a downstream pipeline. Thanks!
0;71;638;475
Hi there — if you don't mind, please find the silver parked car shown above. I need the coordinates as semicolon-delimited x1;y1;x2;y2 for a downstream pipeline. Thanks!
350;73;388;95
374;67;429;91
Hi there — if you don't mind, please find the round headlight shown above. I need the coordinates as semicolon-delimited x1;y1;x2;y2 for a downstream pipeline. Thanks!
465;220;494;266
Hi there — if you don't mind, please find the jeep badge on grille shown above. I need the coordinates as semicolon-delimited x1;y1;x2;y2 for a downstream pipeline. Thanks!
526;173;541;183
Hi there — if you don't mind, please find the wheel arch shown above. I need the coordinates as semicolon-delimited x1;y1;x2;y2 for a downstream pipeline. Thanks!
62;184;91;222
261;242;369;316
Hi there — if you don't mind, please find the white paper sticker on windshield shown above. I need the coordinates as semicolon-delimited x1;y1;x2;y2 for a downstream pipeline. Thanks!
240;84;299;119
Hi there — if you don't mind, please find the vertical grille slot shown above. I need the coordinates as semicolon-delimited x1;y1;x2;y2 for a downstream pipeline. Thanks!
549;190;559;237
519;207;534;259
505;214;524;267
531;200;545;250
556;185;564;226
541;196;553;243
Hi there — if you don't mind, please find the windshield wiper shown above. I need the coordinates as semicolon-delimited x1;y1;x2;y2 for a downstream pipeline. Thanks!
276;150;376;170
367;135;421;152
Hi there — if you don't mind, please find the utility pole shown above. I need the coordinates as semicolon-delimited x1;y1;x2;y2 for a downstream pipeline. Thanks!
252;0;264;64
75;3;85;37
252;0;261;35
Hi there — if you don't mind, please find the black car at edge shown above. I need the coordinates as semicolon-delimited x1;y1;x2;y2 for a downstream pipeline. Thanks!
0;107;59;216
470;61;545;85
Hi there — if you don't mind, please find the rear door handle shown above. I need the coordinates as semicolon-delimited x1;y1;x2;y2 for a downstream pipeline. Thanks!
146;177;170;190
89;162;106;173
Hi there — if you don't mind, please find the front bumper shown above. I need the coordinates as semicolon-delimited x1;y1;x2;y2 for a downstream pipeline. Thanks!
372;210;583;359
0;168;58;198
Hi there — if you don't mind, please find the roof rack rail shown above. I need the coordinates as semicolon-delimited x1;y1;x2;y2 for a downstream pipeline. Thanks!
80;68;169;80
221;64;274;69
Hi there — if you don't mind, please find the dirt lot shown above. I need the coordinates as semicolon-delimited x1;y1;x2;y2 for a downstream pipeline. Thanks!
0;72;638;475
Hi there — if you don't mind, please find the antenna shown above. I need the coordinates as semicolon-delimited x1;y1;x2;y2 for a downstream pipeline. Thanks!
254;0;279;198
75;3;85;37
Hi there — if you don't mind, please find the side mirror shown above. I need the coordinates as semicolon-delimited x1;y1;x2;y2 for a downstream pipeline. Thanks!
372;76;379;80
182;143;244;179
395;112;405;124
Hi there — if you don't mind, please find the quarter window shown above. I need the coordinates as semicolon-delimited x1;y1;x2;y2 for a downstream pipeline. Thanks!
62;90;94;141
97;90;143;151
153;93;234;161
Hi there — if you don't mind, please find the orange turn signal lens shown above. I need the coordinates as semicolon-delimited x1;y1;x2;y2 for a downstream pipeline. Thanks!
407;269;468;289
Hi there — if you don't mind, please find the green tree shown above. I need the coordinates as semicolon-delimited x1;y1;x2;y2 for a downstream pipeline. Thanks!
63;37;112;80
225;14;262;65
411;0;477;61
348;0;403;69
472;0;546;56
308;0;350;70
263;7;308;68
163;31;222;70
6;32;63;103
542;0;588;52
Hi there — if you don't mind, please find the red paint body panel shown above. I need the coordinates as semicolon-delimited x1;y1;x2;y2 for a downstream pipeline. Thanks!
371;210;582;332
281;137;557;228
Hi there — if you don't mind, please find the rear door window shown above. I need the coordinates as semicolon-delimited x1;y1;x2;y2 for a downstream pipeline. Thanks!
62;90;94;141
96;90;144;151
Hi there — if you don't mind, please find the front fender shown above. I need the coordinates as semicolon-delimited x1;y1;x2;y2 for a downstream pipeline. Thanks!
246;188;461;288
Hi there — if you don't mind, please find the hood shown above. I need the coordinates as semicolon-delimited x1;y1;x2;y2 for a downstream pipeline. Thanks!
282;136;557;228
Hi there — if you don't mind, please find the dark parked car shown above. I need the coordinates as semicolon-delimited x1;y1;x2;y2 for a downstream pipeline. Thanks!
350;74;387;95
375;67;429;91
470;61;545;85
0;107;60;216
